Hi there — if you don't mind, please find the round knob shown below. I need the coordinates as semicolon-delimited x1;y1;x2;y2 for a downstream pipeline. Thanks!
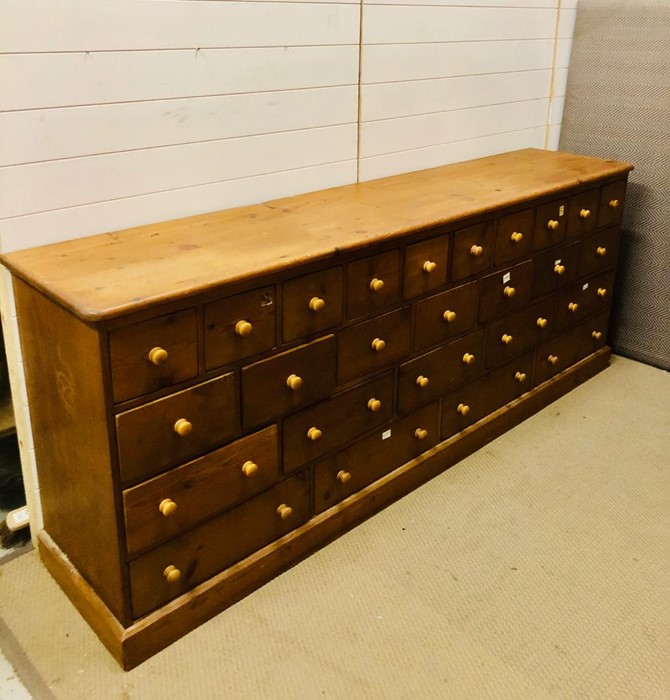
501;333;513;345
242;460;259;478
309;296;325;312
416;375;429;388
423;260;437;273
470;244;484;257
371;337;386;352
307;427;322;441
536;317;548;329
286;374;302;391
367;398;382;412
457;403;470;416
554;264;566;276
462;353;475;365
547;219;559;231
235;320;253;337
337;470;351;484
148;346;168;366
547;355;558;365
503;286;516;298
609;198;619;209
174;419;192;437
369;278;385;292
415;428;428;440
443;309;456;323
510;231;523;244
163;565;181;584
596;246;607;257
514;371;527;383
568;302;579;313
159;498;177;517
579;208;591;219
597;287;607;298
277;504;293;520
592;330;603;340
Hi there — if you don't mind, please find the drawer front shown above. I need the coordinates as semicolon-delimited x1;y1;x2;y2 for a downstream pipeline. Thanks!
597;180;627;228
117;373;238;485
533;198;568;250
398;329;484;414
414;281;478;352
402;234;449;299
347;250;400;320
478;260;534;323
579;227;621;278
451;220;494;281
555;269;615;332
441;352;534;440
204;287;276;371
494;208;534;266
484;298;555;369
242;335;337;428
532;241;581;297
567;189;599;239
314;402;440;514
338;307;411;385
283;267;343;343
129;472;310;618
283;371;394;473
110;309;198;404
123;425;279;557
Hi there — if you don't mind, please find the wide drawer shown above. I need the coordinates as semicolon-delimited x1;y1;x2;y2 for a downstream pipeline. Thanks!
555;269;615;332
129;472;310;618
597;180;626;228
117;373;238;485
451;220;494;281
533;198;567;250
579;227;621;278
566;188;599;239
347;250;400;320
478;260;534;323
403;234;449;299
494;208;534;266
123;425;279;557
532;241;581;297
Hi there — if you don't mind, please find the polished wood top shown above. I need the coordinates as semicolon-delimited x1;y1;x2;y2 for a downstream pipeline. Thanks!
1;149;632;321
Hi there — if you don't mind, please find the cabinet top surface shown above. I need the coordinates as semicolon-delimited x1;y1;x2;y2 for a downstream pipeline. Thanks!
1;148;632;322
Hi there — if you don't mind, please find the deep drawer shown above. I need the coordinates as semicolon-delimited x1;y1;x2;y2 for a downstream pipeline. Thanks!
579;227;621;278
555;269;615;332
403;234;449;299
533;198;568;250
478;260;534;323
494;208;534;266
597;180;627;228
532;241;581;297
566;188;599;239
451;220;494;281
347;250;400;320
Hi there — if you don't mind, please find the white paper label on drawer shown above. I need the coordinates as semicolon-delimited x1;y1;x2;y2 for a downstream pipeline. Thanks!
502;272;511;284
261;293;274;307
583;282;589;291
554;258;562;265
559;205;565;216
382;429;392;440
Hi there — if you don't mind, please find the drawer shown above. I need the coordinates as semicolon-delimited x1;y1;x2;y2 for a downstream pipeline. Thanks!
129;472;310;618
555;269;615;332
441;352;534;440
314;402;440;514
283;371;393;473
402;234;449;299
123;425;279;557
579;227;621;278
283;267;343;343
117;373;238;485
451;220;494;281
398;329;484;415
242;335;336;428
494;209;534;266
484;298;555;369
414;281;478;352
567;189;599;239
478;260;533;324
533;198;568;250
535;312;609;385
338;307;411;385
532;241;581;297
110;309;198;404
597;180;627;228
204;287;276;371
347;250;400;320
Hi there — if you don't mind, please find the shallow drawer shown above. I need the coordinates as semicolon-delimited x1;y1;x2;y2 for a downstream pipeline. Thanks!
283;371;393;473
314;402;440;514
567;189;599;239
398;329;484;414
129;472;310;618
484;298;555;369
117;373;238;485
494;209;534;266
338;307;411;385
451;220;494;281
478;260;533;324
110;309;198;404
555;270;615;332
597;180;627;228
532;241;581;297
242;335;337;428
283;267;343;343
441;352;534;440
123;425;279;557
579;227;621;278
347;250;400;320
414;281;478;352
533;198;568;250
402;234;449;299
204;287;276;371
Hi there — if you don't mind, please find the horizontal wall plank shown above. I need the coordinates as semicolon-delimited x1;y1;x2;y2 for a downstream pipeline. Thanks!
0;124;357;219
558;8;577;38
0;47;359;112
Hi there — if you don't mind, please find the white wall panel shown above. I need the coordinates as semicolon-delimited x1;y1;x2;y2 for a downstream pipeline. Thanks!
365;0;557;5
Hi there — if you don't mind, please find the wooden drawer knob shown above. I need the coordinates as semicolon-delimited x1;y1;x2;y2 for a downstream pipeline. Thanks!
159;498;177;517
536;317;548;329
609;198;619;209
554;264;566;276
148;346;168;366
568;302;579;313
501;333;513;345
371;337;386;352
307;426;322;441
416;375;429;388
515;371;527;383
309;296;325;312
337;469;351;484
369;278;385;292
547;354;559;365
462;352;475;365
286;374;302;391
503;286;515;298
174;419;192;437
235;320;253;337
277;504;293;520
547;219;559;231
596;246;607;257
457;403;470;416
443;309;456;323
510;231;523;244
367;398;382;412
242;460;259;477
163;565;181;584
415;428;428;440
470;244;484;257
592;330;603;340
597;287;607;298
579;208;591;219
423;260;437;273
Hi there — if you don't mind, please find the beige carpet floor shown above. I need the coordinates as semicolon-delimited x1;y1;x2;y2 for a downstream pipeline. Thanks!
0;355;668;700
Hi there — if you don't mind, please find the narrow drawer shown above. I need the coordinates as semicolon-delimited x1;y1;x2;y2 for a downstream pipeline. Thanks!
283;267;343;343
347;250;400;320
451;220;494;281
478;260;533;324
555;270;615;332
204;287;276;371
597;180;627;228
567;189;599;239
314;402;440;514
117;373;238;485
398;329;484;414
484;298;555;369
283;371;393;473
402;234;449;300
532;241;581;297
580;227;621;278
533;198;568;250
129;472;310;618
110;309;198;404
494;209;534;266
242;335;336;428
414;281;478;352
441;352;534;440
338;307;411;385
123;425;279;557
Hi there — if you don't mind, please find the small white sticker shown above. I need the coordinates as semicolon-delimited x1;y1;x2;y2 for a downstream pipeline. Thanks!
382;429;392;440
502;272;511;284
582;282;589;291
559;205;565;217
554;258;562;266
